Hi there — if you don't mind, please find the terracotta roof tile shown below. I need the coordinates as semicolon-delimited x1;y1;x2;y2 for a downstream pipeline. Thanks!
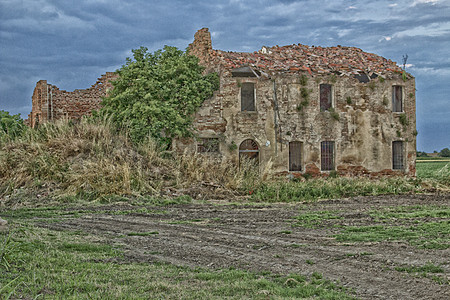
212;43;403;77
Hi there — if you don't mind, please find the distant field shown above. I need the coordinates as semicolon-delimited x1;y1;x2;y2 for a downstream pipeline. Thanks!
416;157;450;161
416;158;449;185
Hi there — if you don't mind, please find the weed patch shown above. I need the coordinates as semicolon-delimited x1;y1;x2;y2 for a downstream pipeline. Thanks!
1;206;81;220
335;221;449;249
370;205;450;220
58;242;117;254
395;262;443;274
250;177;419;203
394;262;449;285
292;211;342;228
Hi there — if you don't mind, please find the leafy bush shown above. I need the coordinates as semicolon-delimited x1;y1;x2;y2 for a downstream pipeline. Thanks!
0;110;25;140
100;46;219;146
440;148;450;157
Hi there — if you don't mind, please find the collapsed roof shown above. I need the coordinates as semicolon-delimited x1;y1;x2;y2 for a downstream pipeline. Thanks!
190;28;408;80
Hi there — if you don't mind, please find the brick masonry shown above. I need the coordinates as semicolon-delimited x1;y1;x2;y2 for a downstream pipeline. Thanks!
27;72;117;127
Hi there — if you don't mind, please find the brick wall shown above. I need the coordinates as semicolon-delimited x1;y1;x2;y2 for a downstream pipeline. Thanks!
27;72;117;128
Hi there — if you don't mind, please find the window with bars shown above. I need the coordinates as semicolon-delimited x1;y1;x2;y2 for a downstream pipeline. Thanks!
239;139;259;165
241;83;255;111
392;86;403;112
321;141;335;171
320;84;332;111
289;141;302;171
197;138;219;153
392;141;404;170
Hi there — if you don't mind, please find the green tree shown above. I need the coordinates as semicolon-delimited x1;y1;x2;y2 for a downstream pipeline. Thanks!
417;151;428;157
100;46;219;145
0;110;25;140
440;148;450;157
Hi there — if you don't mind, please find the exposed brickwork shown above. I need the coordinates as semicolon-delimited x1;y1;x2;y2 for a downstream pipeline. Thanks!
188;28;213;65
27;72;117;128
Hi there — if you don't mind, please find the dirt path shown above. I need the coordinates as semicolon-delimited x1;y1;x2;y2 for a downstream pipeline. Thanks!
40;194;449;299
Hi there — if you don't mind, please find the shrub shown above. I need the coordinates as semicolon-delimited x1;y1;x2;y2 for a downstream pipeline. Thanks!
440;148;450;157
100;46;219;146
0;110;25;140
399;114;409;126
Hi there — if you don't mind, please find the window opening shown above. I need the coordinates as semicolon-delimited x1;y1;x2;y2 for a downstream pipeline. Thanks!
320;84;332;111
241;83;255;111
289;141;302;171
392;86;403;112
197;138;219;153
239;139;259;165
392;141;404;169
321;141;335;171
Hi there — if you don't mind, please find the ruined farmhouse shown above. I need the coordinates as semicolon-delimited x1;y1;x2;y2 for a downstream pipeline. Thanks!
28;28;416;176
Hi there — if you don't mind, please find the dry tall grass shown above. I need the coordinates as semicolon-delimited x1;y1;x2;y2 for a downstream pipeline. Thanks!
1;118;437;206
0;118;253;204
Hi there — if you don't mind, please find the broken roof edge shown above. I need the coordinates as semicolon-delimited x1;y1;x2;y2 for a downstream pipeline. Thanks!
190;28;411;79
33;72;118;94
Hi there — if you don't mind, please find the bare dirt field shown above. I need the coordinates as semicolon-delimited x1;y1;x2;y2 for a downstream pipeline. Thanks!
39;194;449;299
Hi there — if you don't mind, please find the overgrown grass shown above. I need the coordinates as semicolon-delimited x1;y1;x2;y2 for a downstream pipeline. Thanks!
0;226;354;299
395;262;444;274
249;177;421;203
289;204;450;250
0;117;447;207
0;118;255;206
292;211;343;228
394;262;449;285
370;205;449;220
335;222;449;249
335;205;450;249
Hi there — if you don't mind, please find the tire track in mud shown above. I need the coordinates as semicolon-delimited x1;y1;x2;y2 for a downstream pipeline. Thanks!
41;194;450;300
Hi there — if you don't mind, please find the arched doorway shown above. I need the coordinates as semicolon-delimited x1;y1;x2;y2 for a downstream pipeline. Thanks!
239;139;259;166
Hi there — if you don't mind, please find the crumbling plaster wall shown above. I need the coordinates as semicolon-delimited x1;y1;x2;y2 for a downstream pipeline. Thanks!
183;28;416;176
187;71;416;176
28;72;116;128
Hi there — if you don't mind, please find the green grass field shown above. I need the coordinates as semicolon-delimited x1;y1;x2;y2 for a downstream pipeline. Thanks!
416;157;449;186
416;156;450;161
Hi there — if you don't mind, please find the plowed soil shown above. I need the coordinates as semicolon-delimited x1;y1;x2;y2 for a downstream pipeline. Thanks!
40;194;449;299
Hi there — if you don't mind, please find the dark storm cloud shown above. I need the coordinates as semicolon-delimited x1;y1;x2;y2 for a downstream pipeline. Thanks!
0;0;449;151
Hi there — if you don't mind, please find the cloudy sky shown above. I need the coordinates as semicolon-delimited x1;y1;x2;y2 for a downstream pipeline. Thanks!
1;0;449;152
